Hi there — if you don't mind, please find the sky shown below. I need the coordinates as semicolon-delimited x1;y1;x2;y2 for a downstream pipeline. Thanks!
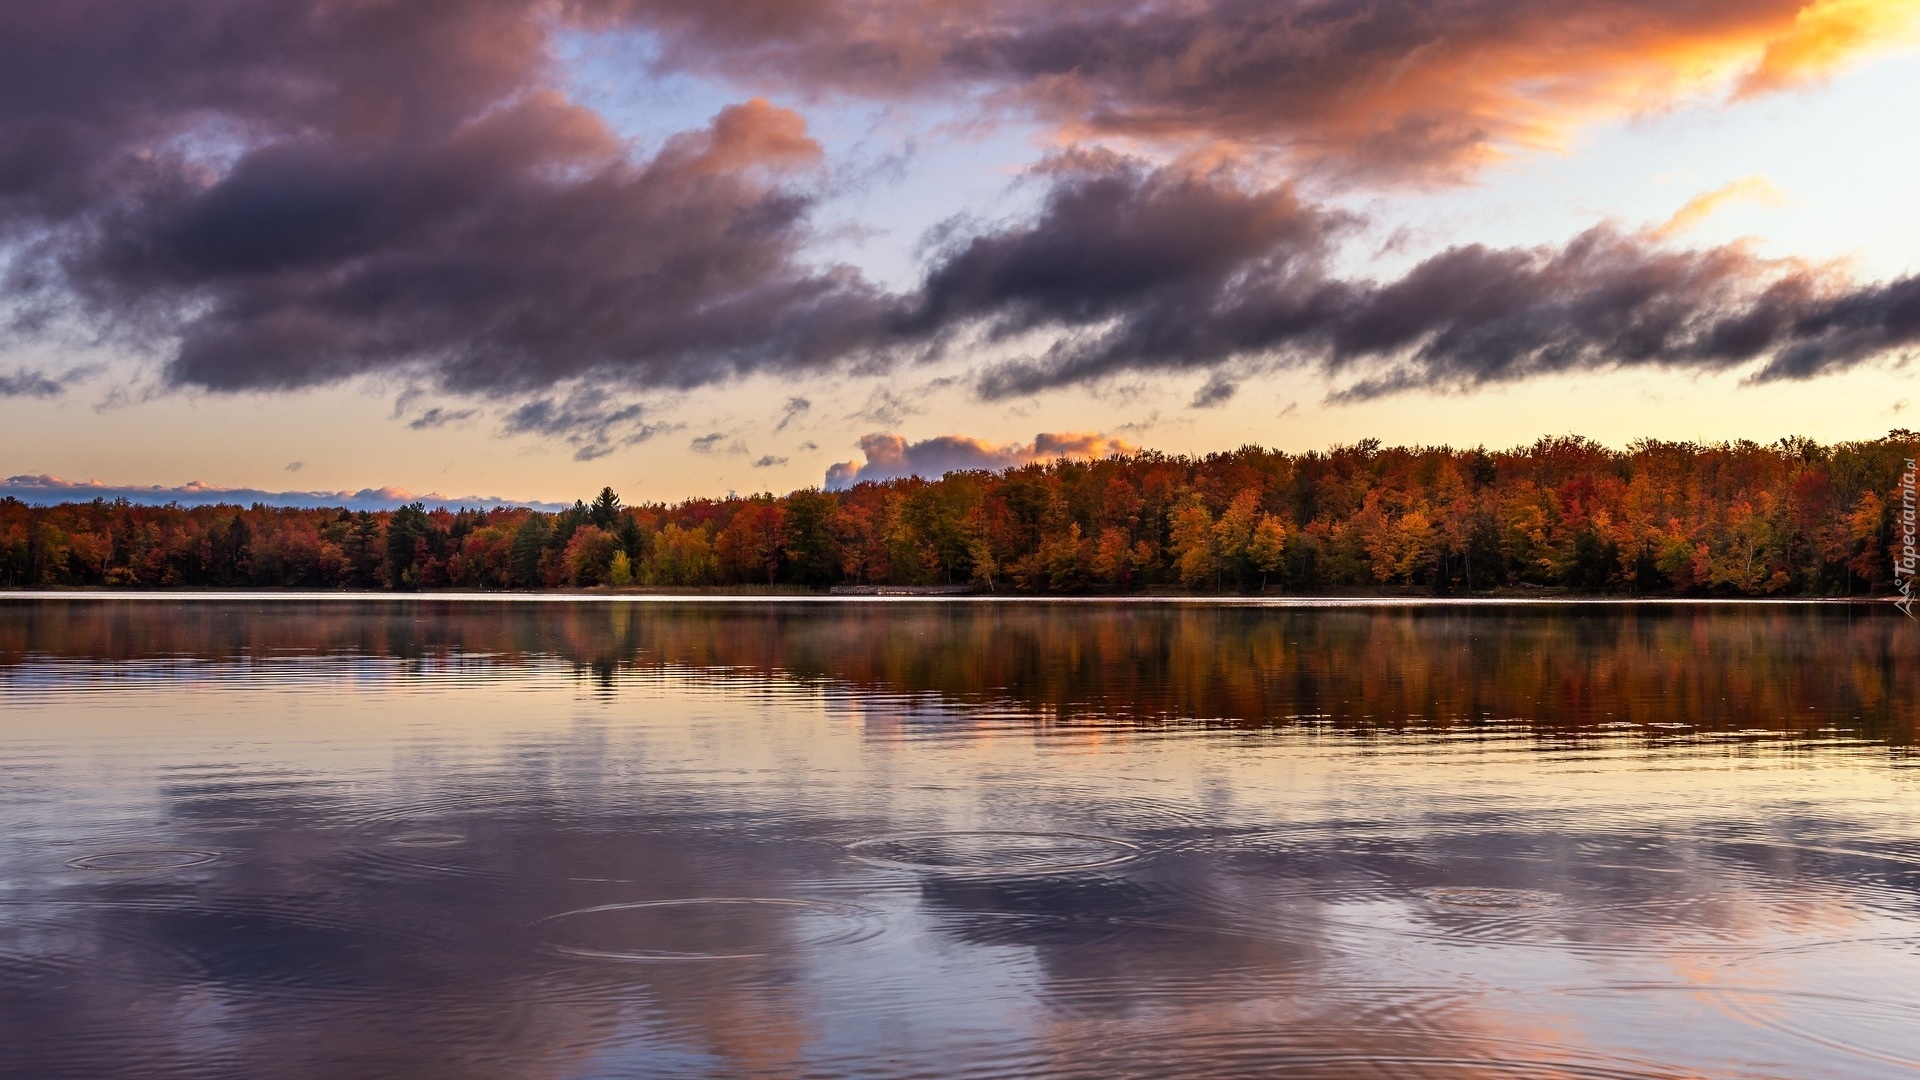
3;0;1920;508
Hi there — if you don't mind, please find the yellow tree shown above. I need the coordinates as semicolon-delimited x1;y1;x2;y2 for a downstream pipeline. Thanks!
1168;497;1216;589
1247;514;1287;590
1210;488;1263;586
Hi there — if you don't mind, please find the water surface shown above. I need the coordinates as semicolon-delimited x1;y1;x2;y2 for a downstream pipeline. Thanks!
3;598;1919;1078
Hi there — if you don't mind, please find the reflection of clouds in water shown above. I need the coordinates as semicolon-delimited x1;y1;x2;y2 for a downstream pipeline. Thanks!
3;602;1920;1076
5;786;854;1077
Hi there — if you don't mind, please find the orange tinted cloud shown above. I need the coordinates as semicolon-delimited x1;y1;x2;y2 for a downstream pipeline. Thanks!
620;0;1920;179
1740;0;1920;94
1032;431;1136;458
1656;175;1787;236
684;97;824;174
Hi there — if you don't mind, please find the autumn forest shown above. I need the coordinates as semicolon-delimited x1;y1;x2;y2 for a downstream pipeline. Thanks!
5;434;1918;596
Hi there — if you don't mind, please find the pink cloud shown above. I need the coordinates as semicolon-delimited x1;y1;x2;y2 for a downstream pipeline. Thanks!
825;431;1134;488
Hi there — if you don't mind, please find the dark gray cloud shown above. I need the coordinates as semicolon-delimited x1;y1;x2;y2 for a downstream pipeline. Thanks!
905;151;1349;348
774;395;811;431
408;407;479;430
903;156;1349;397
0;368;69;398
0;0;897;400
1189;374;1237;408
502;388;677;461
1744;276;1920;383
1322;232;1920;399
753;454;789;467
896;156;1920;400
690;432;749;454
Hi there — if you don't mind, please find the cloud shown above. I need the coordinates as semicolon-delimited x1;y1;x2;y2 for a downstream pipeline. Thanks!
407;406;479;430
502;388;677;461
773;395;811;431
905;155;1348;396
908;152;1352;397
892;154;1920;399
0;475;564;512
1738;0;1920;95
691;432;749;454
847;386;924;426
1323;230;1920;395
1189;373;1237;408
0;0;899;399
623;0;1920;178
4;0;1916;426
0;368;68;398
1656;175;1787;236
824;430;1135;488
752;454;789;467
284;461;303;473
0;365;95;398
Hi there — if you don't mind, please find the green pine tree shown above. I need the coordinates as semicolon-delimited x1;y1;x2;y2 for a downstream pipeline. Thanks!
590;487;622;529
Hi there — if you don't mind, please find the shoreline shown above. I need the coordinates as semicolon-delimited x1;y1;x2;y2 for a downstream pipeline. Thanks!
0;589;1901;606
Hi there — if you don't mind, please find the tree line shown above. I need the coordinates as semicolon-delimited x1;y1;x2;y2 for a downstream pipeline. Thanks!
4;433;1917;594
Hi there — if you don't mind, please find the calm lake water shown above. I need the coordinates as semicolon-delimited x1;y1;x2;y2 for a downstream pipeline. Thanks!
3;597;1920;1079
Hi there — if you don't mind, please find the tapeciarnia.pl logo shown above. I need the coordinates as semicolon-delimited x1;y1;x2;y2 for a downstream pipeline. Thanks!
1898;457;1918;619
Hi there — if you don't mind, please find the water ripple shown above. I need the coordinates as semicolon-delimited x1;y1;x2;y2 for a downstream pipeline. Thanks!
846;831;1144;877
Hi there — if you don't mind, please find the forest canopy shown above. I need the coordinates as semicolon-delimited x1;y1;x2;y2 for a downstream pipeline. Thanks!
4;434;1917;596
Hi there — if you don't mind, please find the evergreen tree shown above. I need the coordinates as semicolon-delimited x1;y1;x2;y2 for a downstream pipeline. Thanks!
548;501;587;554
383;503;431;589
346;512;383;587
223;514;252;584
782;489;840;585
590;487;622;529
510;514;550;588
615;514;645;561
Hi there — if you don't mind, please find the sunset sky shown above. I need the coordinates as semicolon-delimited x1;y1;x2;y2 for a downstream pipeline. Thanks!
4;0;1920;507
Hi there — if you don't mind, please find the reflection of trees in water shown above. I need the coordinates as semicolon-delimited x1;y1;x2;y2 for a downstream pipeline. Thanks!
3;601;1913;743
7;600;1920;1077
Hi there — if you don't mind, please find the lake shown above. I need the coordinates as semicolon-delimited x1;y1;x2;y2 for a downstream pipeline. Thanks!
3;597;1918;1079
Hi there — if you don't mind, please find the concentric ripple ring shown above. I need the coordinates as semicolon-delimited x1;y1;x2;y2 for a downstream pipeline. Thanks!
67;849;222;872
535;898;879;962
846;830;1143;876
